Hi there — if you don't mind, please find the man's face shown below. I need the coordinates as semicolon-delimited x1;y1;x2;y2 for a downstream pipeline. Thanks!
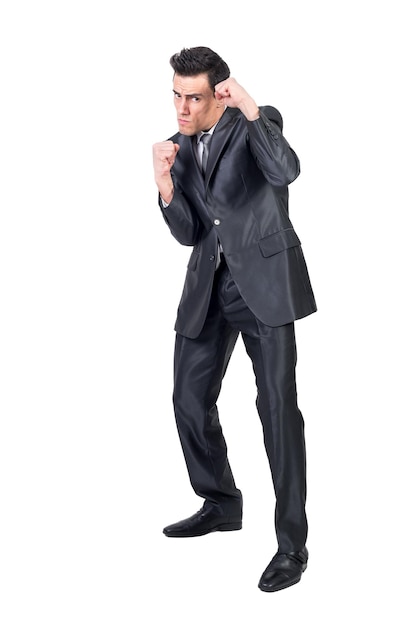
173;73;223;136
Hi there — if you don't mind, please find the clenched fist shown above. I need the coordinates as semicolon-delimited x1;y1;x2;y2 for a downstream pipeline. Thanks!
152;141;180;205
215;78;259;121
153;141;180;177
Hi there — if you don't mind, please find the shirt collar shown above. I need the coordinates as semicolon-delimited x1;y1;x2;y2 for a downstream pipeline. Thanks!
197;121;218;143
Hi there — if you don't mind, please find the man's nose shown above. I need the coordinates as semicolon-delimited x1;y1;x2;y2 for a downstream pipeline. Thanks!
178;98;189;114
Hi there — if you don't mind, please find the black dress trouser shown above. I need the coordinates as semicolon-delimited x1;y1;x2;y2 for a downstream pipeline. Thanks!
173;257;307;554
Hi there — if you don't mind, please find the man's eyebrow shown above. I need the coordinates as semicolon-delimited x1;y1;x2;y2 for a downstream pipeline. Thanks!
172;89;205;98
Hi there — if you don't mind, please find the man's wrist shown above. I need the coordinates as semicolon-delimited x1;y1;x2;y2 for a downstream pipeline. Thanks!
240;99;260;121
156;177;174;205
160;188;174;205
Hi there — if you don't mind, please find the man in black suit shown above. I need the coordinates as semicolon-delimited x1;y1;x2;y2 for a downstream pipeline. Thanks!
152;46;316;592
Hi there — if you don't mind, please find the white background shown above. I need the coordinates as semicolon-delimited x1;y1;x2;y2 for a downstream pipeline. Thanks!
1;1;417;624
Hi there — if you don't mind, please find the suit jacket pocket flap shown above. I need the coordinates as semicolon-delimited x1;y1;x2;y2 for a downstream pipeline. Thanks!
259;228;301;258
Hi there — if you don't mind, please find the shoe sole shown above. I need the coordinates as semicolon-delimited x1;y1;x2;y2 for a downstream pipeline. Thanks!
164;521;242;537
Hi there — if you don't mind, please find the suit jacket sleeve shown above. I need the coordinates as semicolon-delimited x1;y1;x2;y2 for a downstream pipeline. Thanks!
159;186;203;246
247;106;300;187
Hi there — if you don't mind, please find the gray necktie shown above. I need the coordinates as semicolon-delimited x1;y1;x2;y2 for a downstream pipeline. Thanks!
200;133;211;174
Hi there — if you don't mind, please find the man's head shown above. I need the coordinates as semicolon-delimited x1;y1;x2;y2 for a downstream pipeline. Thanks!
170;47;230;91
169;47;230;136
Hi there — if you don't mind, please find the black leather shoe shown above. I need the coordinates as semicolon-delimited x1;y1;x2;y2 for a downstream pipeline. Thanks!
163;506;242;538
258;547;308;592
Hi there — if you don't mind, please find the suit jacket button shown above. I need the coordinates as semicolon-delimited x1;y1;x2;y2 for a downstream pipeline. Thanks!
209;255;215;261
214;219;220;225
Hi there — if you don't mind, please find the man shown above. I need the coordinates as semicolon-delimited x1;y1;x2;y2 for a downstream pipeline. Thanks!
152;46;316;592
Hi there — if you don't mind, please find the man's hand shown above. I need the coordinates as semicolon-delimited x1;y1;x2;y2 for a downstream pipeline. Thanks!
152;141;180;205
214;78;259;121
153;141;180;178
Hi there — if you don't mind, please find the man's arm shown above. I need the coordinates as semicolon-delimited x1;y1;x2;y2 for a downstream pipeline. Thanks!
214;78;300;187
153;141;202;246
246;108;300;187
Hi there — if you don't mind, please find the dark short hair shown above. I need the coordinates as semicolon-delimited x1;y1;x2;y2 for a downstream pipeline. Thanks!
169;46;230;91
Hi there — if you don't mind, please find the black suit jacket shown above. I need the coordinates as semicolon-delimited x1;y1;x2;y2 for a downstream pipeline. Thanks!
160;105;317;339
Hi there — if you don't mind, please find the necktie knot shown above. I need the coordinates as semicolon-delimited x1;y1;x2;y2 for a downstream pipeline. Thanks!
200;133;211;145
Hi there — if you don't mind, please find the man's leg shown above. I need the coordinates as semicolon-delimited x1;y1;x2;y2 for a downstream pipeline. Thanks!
215;263;307;558
165;269;242;535
172;320;242;515
241;321;307;555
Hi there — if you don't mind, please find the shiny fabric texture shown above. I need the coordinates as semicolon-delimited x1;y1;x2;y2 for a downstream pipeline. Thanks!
161;106;317;339
173;260;307;554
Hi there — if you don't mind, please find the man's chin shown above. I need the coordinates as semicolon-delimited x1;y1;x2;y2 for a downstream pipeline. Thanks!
178;128;194;136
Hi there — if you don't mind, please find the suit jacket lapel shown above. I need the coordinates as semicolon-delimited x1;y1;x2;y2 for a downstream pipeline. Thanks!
180;134;201;179
205;108;239;184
